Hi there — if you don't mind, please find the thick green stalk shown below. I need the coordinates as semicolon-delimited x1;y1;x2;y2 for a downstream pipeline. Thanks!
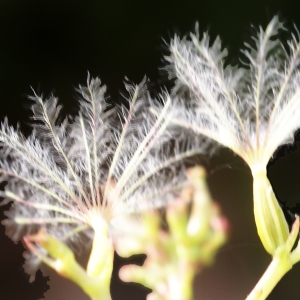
246;217;300;300
246;256;292;300
85;226;114;300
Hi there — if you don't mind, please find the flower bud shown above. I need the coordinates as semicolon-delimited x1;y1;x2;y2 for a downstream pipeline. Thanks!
185;166;211;240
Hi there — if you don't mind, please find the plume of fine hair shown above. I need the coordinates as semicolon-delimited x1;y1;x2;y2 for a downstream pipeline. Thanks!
165;16;300;171
0;75;204;259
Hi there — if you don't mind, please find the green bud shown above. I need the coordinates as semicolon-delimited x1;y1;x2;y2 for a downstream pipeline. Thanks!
186;166;211;241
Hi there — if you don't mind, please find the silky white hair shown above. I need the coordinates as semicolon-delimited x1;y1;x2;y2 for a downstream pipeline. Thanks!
0;75;204;255
164;16;300;171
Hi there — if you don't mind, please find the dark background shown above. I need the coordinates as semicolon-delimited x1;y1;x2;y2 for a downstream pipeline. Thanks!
1;0;300;299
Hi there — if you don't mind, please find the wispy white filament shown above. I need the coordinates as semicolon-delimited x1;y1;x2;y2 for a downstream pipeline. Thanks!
165;16;300;171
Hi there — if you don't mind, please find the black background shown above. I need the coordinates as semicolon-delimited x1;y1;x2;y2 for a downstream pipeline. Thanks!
1;1;300;299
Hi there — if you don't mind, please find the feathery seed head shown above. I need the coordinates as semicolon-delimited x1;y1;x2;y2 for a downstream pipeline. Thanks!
0;75;201;276
166;16;300;172
165;16;300;254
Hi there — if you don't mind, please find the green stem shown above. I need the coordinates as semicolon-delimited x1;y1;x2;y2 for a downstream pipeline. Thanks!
84;226;114;300
29;229;113;300
168;259;196;300
246;256;292;300
179;262;195;300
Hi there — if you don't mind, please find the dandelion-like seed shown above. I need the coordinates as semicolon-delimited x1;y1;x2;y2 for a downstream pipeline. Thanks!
0;75;203;299
164;16;300;254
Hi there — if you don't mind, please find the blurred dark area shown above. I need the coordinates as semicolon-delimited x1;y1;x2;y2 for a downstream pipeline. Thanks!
1;0;300;299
